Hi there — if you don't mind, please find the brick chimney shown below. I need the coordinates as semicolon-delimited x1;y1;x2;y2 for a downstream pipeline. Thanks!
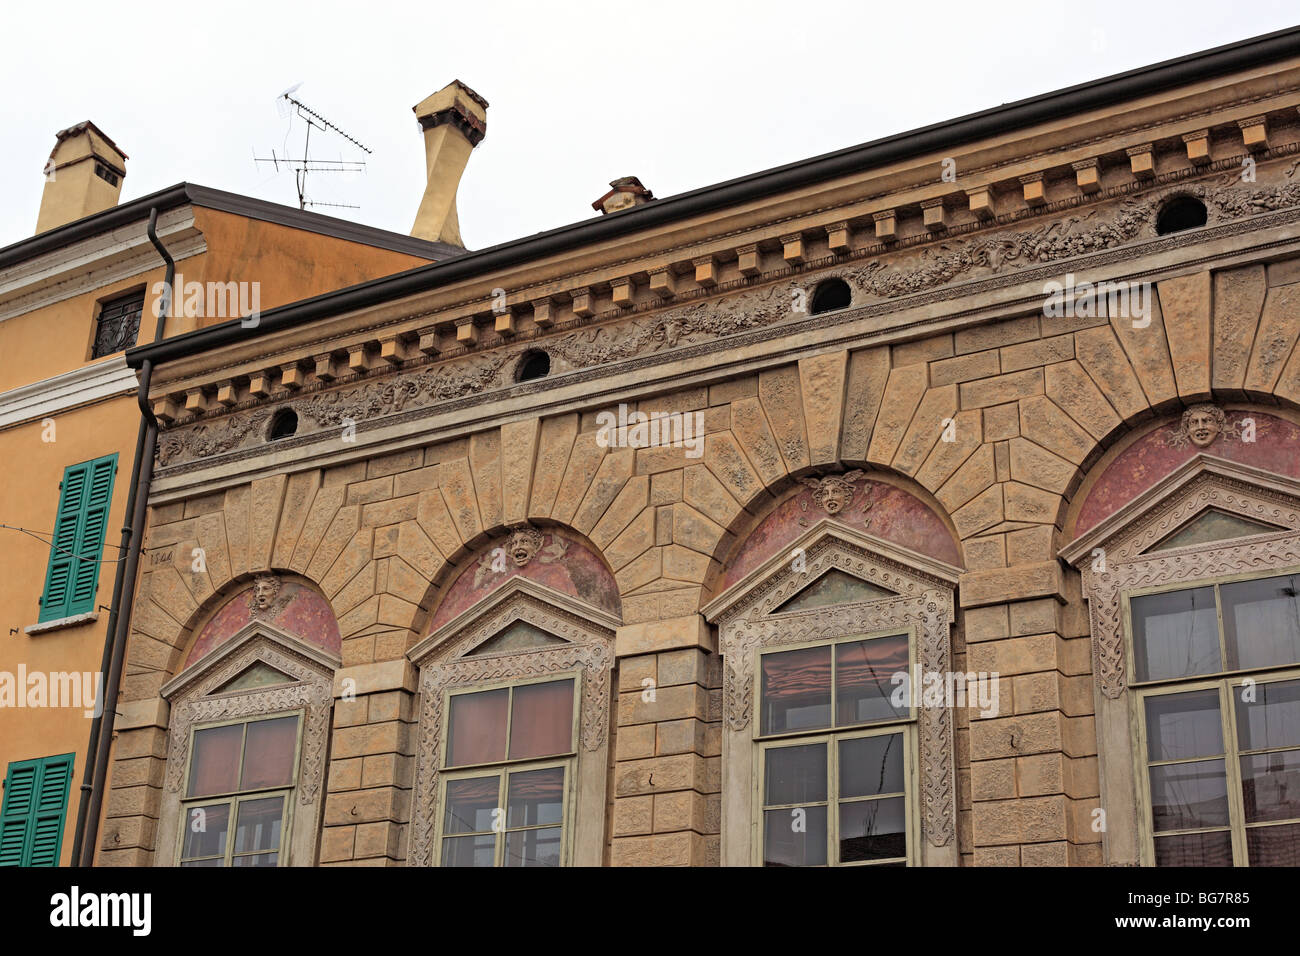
592;176;654;215
410;80;487;247
36;121;127;234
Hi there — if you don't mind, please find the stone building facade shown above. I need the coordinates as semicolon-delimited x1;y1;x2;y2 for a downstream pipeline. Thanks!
99;31;1300;866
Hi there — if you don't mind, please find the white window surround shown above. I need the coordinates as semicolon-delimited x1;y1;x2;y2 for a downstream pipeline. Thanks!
405;577;617;867
153;621;337;867
1061;454;1300;866
702;519;961;867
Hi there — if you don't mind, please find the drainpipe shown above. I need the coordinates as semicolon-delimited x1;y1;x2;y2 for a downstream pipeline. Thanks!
74;207;170;866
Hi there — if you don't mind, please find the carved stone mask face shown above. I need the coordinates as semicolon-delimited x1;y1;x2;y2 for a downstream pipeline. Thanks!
252;575;279;610
507;529;542;567
821;484;850;514
1186;409;1220;448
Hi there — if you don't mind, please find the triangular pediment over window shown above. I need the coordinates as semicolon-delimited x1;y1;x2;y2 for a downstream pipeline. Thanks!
702;519;960;625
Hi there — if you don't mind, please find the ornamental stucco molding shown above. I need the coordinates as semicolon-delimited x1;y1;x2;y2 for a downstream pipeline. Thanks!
151;163;1300;472
712;528;958;848
406;584;616;867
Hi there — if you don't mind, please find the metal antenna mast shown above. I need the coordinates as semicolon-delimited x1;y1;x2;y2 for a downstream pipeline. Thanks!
254;85;372;211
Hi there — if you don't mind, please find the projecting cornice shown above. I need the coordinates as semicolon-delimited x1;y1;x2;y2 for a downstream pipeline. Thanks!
0;355;139;430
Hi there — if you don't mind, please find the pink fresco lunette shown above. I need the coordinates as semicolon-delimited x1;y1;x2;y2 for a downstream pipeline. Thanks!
718;478;960;593
185;582;342;667
426;529;621;635
1075;411;1300;536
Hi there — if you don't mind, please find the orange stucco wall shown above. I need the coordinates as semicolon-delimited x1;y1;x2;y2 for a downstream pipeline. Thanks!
0;204;438;864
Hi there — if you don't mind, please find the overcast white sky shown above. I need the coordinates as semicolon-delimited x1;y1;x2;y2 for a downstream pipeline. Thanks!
3;1;1296;252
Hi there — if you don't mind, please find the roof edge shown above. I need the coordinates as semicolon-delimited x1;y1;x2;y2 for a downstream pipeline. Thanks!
127;24;1300;371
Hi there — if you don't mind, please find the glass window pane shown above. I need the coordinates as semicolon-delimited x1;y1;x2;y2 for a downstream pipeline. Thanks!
1221;575;1300;671
240;716;298;790
1145;690;1223;762
763;806;827;866
839;734;905;798
187;723;243;797
234;796;284;854
1241;750;1300;823
181;803;229;860
1153;830;1234;866
764;743;827;806
1148;759;1229;832
447;688;509;767
441;833;496;867
775;569;895;612
839;795;907;863
760;645;831;734
1235;678;1300;752
508;680;574;760
180;858;222;867
231;851;279;867
443;776;500;834
836;636;909;726
506;767;564;828
1246;822;1300;866
1131;587;1220;681
504;827;562;867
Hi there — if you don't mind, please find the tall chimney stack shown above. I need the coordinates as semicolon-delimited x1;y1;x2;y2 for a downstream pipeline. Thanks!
36;121;127;234
410;80;487;247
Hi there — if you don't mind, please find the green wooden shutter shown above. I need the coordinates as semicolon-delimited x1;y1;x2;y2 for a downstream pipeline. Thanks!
38;455;117;622
0;754;73;866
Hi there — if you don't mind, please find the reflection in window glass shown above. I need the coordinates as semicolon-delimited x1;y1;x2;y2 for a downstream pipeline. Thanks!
1221;575;1300;671
1131;587;1220;681
761;646;832;734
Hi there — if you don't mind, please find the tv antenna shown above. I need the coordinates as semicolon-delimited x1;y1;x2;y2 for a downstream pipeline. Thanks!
254;84;371;211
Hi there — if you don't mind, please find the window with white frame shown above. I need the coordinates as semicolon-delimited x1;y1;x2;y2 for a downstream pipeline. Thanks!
178;711;302;867
1128;571;1300;866
756;629;916;866
437;674;579;867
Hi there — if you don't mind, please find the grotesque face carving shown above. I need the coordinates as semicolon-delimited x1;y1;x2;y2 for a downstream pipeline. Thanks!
249;573;282;615
1171;404;1234;449
800;469;866;515
507;526;544;567
1185;406;1222;447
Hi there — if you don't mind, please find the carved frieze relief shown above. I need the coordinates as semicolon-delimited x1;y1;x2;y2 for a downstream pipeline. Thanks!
151;161;1300;471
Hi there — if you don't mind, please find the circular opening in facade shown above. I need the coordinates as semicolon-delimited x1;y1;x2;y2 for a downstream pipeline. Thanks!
1156;196;1208;235
269;408;298;441
517;350;551;382
810;278;852;315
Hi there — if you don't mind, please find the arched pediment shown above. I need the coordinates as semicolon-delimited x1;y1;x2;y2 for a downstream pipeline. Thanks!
408;577;620;668
702;518;961;626
1061;455;1300;568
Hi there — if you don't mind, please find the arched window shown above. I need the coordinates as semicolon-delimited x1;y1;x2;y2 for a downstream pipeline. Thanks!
1065;434;1300;867
704;519;960;867
810;278;852;315
406;577;616;867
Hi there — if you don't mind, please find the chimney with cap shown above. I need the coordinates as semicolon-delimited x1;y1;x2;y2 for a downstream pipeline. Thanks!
410;80;487;247
592;176;654;215
36;121;127;234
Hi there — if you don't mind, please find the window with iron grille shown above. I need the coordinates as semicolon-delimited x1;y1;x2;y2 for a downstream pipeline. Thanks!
91;290;144;358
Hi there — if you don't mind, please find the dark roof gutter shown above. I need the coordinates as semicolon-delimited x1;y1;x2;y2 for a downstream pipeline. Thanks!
0;183;461;270
126;24;1300;372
